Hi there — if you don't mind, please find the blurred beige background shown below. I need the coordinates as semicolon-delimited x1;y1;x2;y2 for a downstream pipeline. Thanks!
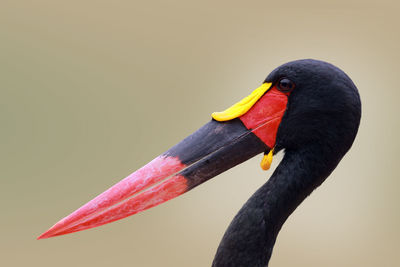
1;1;399;266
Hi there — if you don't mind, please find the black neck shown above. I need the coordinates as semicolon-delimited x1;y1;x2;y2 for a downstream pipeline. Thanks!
212;145;343;267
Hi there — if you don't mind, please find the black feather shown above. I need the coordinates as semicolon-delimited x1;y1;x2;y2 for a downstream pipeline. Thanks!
212;59;361;267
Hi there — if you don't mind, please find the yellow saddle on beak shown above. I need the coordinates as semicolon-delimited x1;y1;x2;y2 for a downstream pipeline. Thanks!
211;83;272;121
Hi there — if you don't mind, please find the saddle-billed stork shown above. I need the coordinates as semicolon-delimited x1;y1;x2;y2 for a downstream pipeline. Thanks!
38;59;361;266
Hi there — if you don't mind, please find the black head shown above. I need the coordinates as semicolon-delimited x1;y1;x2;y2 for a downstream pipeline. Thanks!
265;59;361;158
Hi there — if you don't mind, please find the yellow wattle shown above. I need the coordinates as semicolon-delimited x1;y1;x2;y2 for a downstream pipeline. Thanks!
211;82;272;121
260;149;274;171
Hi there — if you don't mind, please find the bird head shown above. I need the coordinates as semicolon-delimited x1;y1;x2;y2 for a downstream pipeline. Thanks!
267;60;361;156
38;59;361;239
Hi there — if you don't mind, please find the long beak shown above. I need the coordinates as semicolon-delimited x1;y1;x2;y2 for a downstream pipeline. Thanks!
38;83;290;239
38;119;267;239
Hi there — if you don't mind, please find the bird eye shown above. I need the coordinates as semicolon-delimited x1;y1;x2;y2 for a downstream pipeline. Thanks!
277;78;295;93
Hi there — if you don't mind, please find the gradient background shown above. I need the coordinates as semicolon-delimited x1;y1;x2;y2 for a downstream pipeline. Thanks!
1;1;399;266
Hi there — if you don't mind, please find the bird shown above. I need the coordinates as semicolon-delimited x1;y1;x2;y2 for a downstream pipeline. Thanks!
38;59;361;267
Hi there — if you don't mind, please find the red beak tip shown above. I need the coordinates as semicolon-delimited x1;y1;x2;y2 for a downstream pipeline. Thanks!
37;232;49;240
37;226;59;240
38;156;189;239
